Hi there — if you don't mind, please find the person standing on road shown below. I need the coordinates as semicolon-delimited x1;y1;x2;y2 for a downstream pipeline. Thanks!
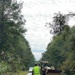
32;64;41;75
41;67;46;75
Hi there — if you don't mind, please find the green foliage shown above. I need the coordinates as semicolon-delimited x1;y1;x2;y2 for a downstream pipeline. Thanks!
42;26;75;75
47;12;67;34
0;61;9;74
42;12;75;75
52;12;67;34
47;12;75;35
5;71;28;75
61;26;75;74
0;0;35;74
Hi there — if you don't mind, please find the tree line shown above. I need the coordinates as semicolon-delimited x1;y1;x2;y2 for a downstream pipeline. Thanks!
41;12;75;75
0;0;35;74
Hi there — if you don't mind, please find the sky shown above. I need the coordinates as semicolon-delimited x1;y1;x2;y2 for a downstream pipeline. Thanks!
18;0;75;60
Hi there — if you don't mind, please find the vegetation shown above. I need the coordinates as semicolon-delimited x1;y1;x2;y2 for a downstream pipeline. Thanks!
5;71;28;75
0;0;75;75
0;0;35;74
42;12;75;75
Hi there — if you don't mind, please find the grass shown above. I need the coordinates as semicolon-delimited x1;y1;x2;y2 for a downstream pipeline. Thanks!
5;71;28;75
14;71;28;75
15;71;28;75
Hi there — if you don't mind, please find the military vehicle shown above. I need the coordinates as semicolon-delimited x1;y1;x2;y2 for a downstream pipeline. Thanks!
40;61;62;75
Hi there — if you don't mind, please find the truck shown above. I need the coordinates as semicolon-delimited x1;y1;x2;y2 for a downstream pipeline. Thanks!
40;61;62;75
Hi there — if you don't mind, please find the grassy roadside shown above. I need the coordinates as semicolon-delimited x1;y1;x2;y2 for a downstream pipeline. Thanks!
14;71;28;75
5;71;28;75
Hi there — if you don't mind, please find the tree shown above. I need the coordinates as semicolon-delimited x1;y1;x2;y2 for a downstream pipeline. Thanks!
0;0;35;73
0;0;26;55
61;26;75;75
42;12;75;75
52;12;67;34
42;25;75;75
46;12;75;35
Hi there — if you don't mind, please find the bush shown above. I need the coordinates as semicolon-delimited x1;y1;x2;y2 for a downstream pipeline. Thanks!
0;61;9;74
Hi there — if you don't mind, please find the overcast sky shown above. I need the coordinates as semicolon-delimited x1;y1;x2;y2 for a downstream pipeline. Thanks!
18;0;75;60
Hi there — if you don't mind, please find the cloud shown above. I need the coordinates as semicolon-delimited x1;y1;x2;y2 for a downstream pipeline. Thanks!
19;0;75;60
33;52;43;61
69;17;75;27
25;26;52;52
